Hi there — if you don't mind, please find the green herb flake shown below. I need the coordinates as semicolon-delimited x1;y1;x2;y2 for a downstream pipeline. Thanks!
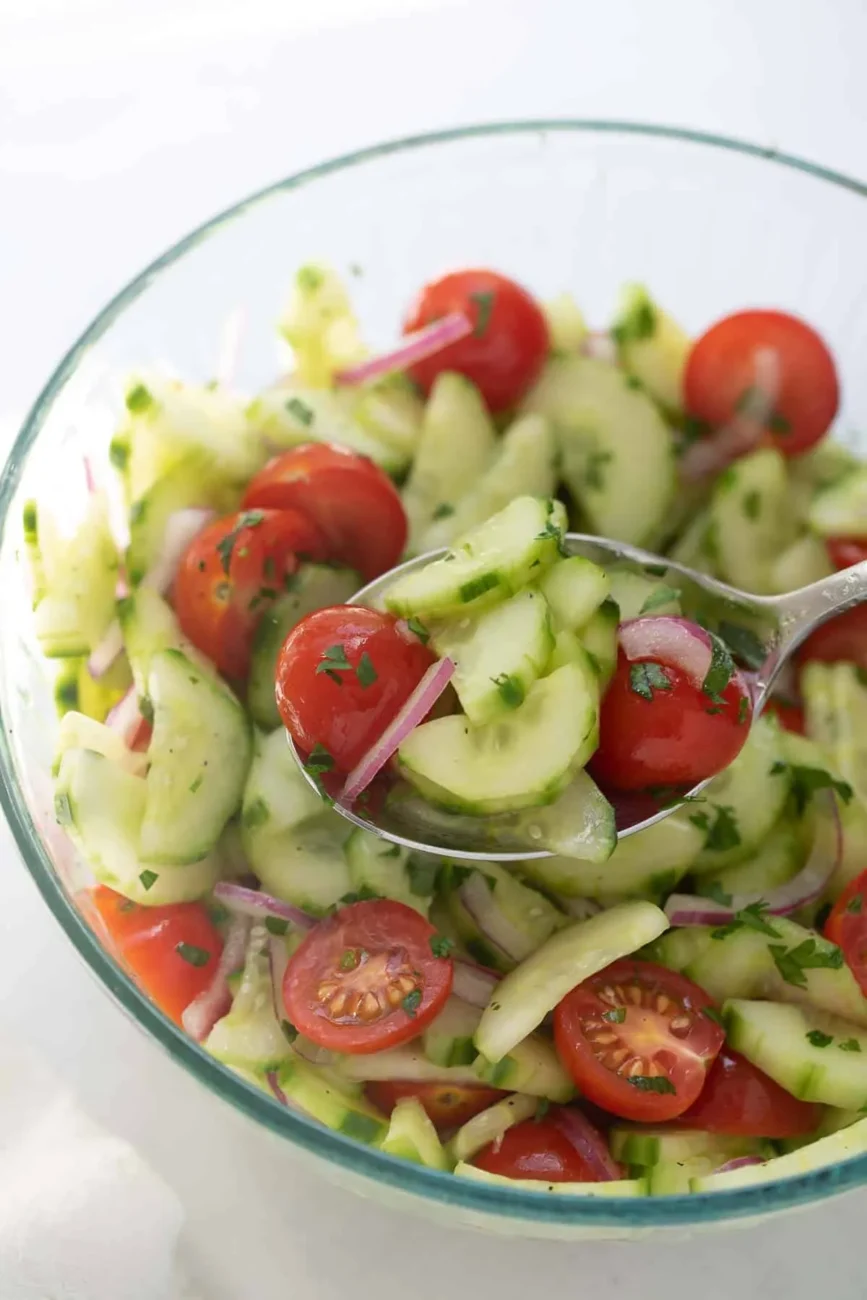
613;294;657;345
189;773;203;794
782;764;853;816
847;894;863;915
296;265;323;293
241;797;269;830
408;857;440;896
339;948;359;971
705;881;734;907
54;792;72;826
109;436;130;470
639;585;680;615
281;1020;298;1043
315;643;352;685
602;1007;626;1024
689;805;741;852
430;935;455;959
711;900;780;942
356;652;378;689
460;572;500;603
769;411;791;435
627;1075;675;1095
216;510;265;574
306;744;335;775
405;616;430;645
737;696;749;725
806;1029;833;1048
285;396;315;426
769;938;845;989
138;869;159;891
493;673;525;709
382;844;401;859
175;942;212;968
584;449;613;492
470;290;495;338
534;1098;551;1122
629;661;673;701
742;489;762;521
702;632;736;704
401;988;422;1017
125;383;153;414
840;1038;862;1053
265;916;289;936
718;621;766;670
432;503;455;520
337;886;381;907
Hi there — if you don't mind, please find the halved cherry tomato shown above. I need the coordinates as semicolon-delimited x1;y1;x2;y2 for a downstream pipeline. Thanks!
403;269;549;413
90;886;223;1026
764;697;805;735
796;605;867;673
276;604;435;774
173;508;326;680
676;1047;820;1137
554;959;725;1123
282;899;453;1054
827;538;867;570
824;868;867;998
243;444;407;582
129;716;153;752
589;647;751;791
684;310;839;457
365;1081;506;1131
472;1109;619;1183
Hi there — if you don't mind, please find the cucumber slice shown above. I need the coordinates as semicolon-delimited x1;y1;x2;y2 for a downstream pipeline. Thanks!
690;1115;867;1191
139;649;251;864
348;375;424;459
802;661;867;805
422;996;483;1067
278;263;366;387
241;726;324;839
473;1034;575;1101
709;449;796;595
380;1097;451;1170
418;414;558;553
432;588;554;725
55;748;221;904
542;806;704;900
275;1056;388;1146
776;1105;862;1155
246;813;351;915
724;1000;867;1110
769;534;833;594
539;556;611;632
609;1126;772;1169
387;496;567;621
337;1045;479;1088
449;1094;538;1163
523;355;676;548
72;654;133;725
580;598;619;688
206;927;292;1070
606;569;682;622
401;373;497;548
33;493;119;657
54;712;146;777
22;498;46;608
454;1164;646;1196
118;587;211;703
691;717;790;872
695;816;805;901
123;377;265;485
247;564;360;730
646;1158;718;1195
642;926;713;973
343;828;431;916
474;901;668;1062
126;453;238;585
440;861;564;972
808;466;867;539
398;660;597;815
612;285;690;415
247;386;405;476
543;293;588;353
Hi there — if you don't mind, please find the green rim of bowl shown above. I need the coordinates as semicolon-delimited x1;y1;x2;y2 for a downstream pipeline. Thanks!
3;120;867;1229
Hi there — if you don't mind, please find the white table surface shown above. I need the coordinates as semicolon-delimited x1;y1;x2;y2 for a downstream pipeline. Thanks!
2;1;867;1295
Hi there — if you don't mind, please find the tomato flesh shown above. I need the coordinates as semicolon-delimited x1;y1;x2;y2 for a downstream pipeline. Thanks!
827;538;867;571
403;269;549;413
282;899;453;1054
796;605;867;673
684;310;839;456
173;507;326;680
677;1047;820;1137
365;1081;506;1131
243;444;407;582
554;959;725;1123
589;648;751;791
824;868;867;998
472;1109;619;1183
276;604;435;774
90;887;223;1026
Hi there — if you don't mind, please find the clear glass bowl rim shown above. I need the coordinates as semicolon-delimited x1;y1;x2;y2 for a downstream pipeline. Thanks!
4;119;867;1230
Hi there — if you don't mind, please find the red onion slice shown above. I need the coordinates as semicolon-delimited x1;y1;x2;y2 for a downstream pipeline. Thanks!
679;346;780;483
458;873;529;966
714;1155;767;1175
87;621;125;679
665;790;841;926
340;656;455;804
105;687;143;745
552;1108;624;1181
452;958;500;1008
265;1069;289;1106
213;881;317;931
581;331;618;364
83;456;96;494
268;935;290;1027
335;313;472;386
619;616;715;690
181;914;250;1042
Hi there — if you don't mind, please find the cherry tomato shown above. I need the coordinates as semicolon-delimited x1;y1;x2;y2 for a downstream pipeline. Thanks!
276;605;435;774
403;269;549;413
824;868;867;998
554;959;725;1123
282;899;453;1054
677;1047;820;1137
243;444;407;582
129;716;153;752
764;697;805;735
796;605;867;673
472;1109;619;1183
589;647;751;791
684;310;839;456
90;886;223;1026
173;508;326;680
365;1081;506;1131
827;538;867;570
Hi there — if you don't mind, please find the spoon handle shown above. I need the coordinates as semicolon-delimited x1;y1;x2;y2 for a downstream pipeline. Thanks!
768;557;867;665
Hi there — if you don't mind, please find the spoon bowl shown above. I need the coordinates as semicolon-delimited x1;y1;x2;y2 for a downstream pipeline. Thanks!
287;533;867;861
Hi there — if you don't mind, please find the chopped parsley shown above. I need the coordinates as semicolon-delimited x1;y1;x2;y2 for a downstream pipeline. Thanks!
382;844;401;859
769;938;844;989
316;643;352;684
718;621;766;670
629;661;672;701
627;1075;675;1095
602;1007;626;1024
356;652;378;689
612;294;656;345
742;489;762;521
711;901;779;942
339;948;359;971
189;773;203;794
535;519;567;554
125;383;153;414
305;744;336;798
265;916;289;936
840;1038;862;1053
337;885;381;907
768;411;791;435
737;696;749;725
432;502;455;520
175;942;212;968
401;989;422;1017
806;1029;833;1048
702;632;736;705
216;510;264;574
704;881;733;907
584;449;613;491
493;673;525;709
534;1098;551;1122
138;869;159;891
285;396;314;426
281;1020;298;1043
770;761;853;816
430;935;455;959
689;804;741;852
847;894;863;915
639;585;680;615
54;792;72;826
405;616;430;645
241;797;269;830
408;856;440;896
470;290;495;337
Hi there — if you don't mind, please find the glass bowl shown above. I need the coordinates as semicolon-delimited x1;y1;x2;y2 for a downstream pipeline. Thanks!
3;121;867;1241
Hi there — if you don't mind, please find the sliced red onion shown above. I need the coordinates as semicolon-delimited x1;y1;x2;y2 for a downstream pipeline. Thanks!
87;620;125;679
680;347;780;483
215;305;247;387
715;1155;767;1175
452;958;500;1008
83;456;96;494
340;656;455;804
335;313;472;386
181;914;250;1042
619;616;715;690
105;687;143;744
665;790;841;926
581;331;618;364
265;1069;289;1106
213;881;317;930
552;1108;623;1181
458;873;529;966
268;935;290;1027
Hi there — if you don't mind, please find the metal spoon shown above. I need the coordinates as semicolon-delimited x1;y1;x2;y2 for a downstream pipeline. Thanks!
288;534;867;862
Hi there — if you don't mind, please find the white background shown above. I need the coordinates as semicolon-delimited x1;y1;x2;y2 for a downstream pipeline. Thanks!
2;1;867;1295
